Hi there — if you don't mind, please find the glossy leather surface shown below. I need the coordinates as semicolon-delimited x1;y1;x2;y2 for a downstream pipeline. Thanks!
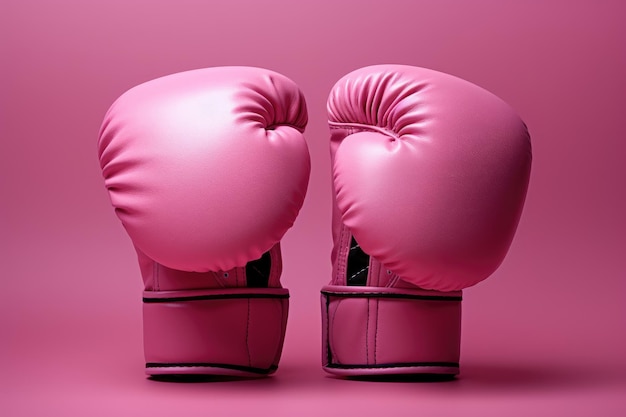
323;65;531;375
98;67;310;376
328;65;531;292
99;67;309;273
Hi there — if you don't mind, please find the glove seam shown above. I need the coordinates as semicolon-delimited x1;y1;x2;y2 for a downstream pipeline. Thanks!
329;296;338;364
328;121;400;140
154;261;160;292
325;362;460;370
143;292;289;303
374;298;379;365
365;298;370;365
321;291;462;302
145;362;279;375
246;298;252;367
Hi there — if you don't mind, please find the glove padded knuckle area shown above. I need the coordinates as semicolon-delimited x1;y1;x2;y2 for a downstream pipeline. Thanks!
328;65;531;291
98;67;310;272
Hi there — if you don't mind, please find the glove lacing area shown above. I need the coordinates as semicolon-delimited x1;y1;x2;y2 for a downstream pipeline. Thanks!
321;225;462;376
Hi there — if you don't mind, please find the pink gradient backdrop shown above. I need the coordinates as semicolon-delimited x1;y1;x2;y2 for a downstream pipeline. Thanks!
1;0;625;415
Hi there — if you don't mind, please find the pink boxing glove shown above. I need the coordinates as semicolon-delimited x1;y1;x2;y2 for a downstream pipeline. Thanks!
321;65;531;376
98;67;310;376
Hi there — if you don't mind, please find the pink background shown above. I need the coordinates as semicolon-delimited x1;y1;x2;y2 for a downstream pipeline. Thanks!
2;0;625;415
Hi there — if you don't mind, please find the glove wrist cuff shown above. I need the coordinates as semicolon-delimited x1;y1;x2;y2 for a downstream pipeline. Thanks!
321;285;462;376
143;287;289;376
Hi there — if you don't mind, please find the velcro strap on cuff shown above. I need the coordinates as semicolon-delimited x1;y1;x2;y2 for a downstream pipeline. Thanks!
143;287;289;376
321;285;461;376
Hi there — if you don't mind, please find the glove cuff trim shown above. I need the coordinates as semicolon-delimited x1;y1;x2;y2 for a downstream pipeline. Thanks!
145;362;278;376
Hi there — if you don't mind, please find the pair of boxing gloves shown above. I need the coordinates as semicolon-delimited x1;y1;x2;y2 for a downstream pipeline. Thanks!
98;65;531;377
